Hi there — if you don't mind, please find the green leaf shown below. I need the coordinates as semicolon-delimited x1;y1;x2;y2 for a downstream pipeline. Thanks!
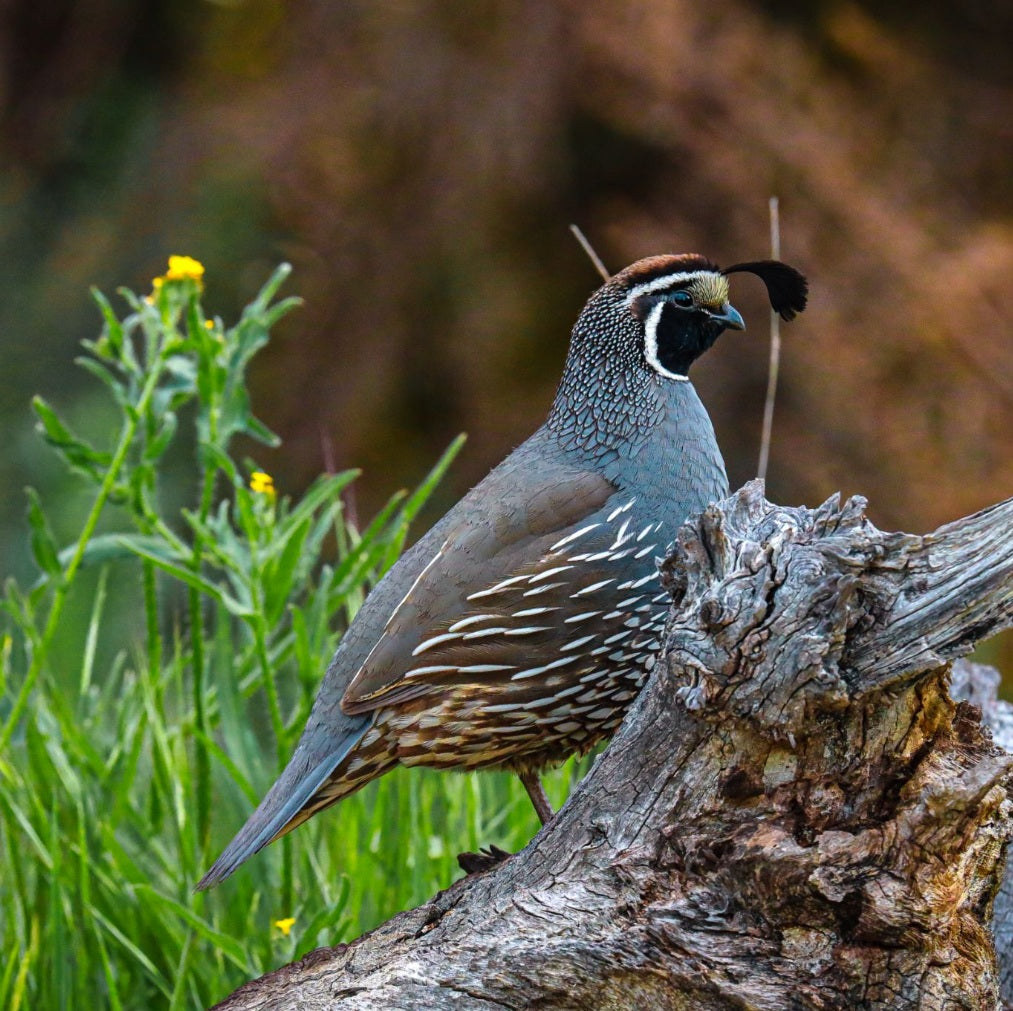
90;287;124;357
115;537;253;616
181;502;248;577
262;517;310;625
185;295;205;345
79;566;109;695
232;482;261;549
381;433;466;572
400;432;466;528
2;575;41;640
74;355;128;407
261;294;302;329
219;383;258;446
89;908;171;999
153;355;199;416
198;441;240;485
31;396;112;479
325;488;406;599
55;533;183;572
143;412;178;462
25;488;61;577
0;788;52;871
247;261;292;314
290;605;315;689
240;413;280;447
284;470;360;527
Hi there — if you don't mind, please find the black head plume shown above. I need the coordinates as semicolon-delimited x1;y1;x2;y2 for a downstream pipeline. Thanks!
721;260;808;321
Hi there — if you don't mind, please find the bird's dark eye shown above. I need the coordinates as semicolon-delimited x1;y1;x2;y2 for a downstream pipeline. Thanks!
671;290;693;307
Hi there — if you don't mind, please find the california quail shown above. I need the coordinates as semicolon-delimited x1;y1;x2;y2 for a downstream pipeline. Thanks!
197;253;807;888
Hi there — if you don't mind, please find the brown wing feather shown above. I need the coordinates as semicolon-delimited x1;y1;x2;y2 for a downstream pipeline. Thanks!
340;467;618;714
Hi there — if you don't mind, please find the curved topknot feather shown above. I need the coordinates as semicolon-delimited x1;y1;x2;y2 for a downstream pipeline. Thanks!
722;260;808;321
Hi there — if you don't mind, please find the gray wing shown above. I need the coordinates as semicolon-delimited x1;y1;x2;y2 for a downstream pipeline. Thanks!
341;455;622;712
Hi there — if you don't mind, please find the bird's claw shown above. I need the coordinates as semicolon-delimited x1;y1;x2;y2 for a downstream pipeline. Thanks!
457;844;512;874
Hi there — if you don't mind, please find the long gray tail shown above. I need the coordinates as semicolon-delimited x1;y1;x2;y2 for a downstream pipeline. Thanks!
195;714;371;890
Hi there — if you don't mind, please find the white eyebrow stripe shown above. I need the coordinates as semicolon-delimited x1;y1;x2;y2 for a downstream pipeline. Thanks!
624;270;717;303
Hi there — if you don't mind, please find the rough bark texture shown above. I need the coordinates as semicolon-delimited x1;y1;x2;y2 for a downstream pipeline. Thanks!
214;482;1013;1010
951;659;1013;1008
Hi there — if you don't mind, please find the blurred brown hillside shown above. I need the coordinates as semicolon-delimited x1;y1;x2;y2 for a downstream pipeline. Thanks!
1;0;1011;565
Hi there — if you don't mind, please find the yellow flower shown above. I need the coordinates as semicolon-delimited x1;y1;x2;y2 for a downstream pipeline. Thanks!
165;255;205;283
204;319;215;330
274;917;296;937
250;471;276;497
150;256;204;297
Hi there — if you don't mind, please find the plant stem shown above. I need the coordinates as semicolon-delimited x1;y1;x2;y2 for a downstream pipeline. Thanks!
0;353;167;751
144;561;161;679
189;452;218;850
253;616;286;768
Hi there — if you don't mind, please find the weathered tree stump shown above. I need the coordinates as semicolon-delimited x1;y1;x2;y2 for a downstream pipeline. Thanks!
214;482;1013;1010
951;659;1013;1007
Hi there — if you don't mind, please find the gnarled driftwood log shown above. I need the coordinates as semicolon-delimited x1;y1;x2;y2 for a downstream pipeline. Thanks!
215;482;1013;1010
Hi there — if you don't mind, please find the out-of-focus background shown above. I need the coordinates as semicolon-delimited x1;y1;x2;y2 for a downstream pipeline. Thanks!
2;5;1012;1002
2;0;1011;601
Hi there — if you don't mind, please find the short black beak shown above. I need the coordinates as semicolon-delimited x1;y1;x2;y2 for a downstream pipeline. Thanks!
711;303;745;331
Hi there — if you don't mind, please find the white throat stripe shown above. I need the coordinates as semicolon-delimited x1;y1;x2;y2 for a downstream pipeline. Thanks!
643;301;689;382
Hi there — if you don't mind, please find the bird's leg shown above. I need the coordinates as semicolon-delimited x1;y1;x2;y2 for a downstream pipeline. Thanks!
518;769;554;825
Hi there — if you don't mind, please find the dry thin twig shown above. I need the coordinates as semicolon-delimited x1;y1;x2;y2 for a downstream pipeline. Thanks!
569;224;610;282
757;196;781;482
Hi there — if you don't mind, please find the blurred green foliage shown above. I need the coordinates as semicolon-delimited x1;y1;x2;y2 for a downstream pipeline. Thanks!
0;262;581;1008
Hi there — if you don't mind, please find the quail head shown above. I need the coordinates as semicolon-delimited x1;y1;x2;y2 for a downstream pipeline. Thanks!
197;252;807;888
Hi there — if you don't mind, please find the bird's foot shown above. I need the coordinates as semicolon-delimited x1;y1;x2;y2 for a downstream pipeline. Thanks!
457;844;512;874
